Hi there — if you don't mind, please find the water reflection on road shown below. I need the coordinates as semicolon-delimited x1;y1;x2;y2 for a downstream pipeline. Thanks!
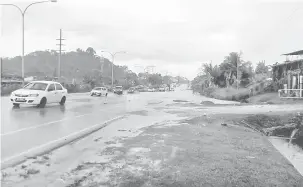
269;138;303;176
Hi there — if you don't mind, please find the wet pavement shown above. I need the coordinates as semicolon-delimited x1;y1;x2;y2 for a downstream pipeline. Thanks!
1;93;129;162
0;87;197;164
1;86;303;175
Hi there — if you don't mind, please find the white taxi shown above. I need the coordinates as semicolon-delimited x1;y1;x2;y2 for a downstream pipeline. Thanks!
10;81;68;108
90;87;108;97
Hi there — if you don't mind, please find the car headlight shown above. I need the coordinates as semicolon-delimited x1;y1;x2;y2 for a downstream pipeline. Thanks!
11;93;15;96
29;94;39;97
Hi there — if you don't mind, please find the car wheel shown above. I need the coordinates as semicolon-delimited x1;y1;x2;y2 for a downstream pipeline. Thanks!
60;96;66;105
91;93;94;96
39;97;47;108
13;103;20;107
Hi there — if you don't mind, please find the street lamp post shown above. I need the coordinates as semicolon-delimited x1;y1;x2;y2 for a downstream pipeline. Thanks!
1;0;57;85
100;51;126;88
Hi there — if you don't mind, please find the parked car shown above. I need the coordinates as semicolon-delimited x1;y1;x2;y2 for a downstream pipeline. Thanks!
90;87;108;97
147;88;153;92
113;86;123;95
159;87;165;92
10;81;67;108
127;87;135;94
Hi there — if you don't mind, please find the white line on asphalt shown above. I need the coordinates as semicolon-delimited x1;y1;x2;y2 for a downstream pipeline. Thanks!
0;105;121;136
1;115;126;167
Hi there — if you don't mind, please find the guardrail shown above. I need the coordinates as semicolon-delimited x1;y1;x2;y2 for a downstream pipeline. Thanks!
278;89;303;98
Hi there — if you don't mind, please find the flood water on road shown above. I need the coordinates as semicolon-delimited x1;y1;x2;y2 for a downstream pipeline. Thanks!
269;138;303;176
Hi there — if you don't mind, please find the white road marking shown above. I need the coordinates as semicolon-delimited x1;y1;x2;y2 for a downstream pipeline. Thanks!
1;115;125;166
1;105;121;136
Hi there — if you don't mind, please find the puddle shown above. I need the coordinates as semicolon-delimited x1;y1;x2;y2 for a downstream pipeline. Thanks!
269;138;303;176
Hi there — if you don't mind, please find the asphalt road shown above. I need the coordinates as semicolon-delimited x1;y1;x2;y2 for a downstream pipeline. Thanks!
1;88;192;163
1;92;132;162
0;85;248;164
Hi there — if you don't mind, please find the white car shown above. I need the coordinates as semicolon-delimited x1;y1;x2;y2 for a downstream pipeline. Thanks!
10;81;68;108
90;87;108;97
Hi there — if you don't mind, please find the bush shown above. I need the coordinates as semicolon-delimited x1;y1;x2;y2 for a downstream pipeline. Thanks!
201;87;216;97
200;87;250;102
65;84;92;93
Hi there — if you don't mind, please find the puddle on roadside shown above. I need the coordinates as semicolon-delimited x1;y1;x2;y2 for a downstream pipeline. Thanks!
269;138;303;176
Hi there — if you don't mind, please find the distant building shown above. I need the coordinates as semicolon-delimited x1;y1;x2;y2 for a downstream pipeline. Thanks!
272;50;303;98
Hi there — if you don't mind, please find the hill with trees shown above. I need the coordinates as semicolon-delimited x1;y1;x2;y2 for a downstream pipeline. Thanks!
1;47;138;87
1;47;188;93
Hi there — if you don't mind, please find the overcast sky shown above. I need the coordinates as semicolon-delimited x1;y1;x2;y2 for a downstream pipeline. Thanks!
1;0;302;79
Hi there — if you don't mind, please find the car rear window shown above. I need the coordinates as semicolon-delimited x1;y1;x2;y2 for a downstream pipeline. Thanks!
94;88;101;90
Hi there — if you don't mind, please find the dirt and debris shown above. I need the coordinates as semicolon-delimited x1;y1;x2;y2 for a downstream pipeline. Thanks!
173;99;189;103
236;112;303;148
201;101;215;105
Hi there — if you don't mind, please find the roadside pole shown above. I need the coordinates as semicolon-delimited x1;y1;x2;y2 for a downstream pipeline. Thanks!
56;29;65;78
237;54;239;90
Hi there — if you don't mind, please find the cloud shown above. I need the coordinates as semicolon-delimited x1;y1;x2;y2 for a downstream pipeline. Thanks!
1;0;303;79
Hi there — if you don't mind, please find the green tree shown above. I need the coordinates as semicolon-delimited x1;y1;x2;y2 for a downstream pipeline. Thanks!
220;52;242;87
148;73;163;86
201;63;221;87
86;47;96;56
255;61;269;74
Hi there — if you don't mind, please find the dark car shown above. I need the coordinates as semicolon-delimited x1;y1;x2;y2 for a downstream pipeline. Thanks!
113;86;123;95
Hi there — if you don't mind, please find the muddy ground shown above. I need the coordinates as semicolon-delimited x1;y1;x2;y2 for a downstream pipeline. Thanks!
1;102;303;187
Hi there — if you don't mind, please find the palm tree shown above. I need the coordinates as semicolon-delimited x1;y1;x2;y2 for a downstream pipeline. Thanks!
201;63;221;87
220;52;242;87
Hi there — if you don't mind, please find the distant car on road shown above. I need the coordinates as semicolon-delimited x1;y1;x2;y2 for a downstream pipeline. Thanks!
10;81;67;108
113;86;123;95
159;87;165;92
147;88;153;92
127;87;135;94
90;87;108;97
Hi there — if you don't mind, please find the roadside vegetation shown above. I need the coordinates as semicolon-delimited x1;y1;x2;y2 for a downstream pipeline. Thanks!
191;52;275;102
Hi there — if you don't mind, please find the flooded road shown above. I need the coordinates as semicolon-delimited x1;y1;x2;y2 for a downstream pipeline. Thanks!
269;138;303;176
1;85;303;179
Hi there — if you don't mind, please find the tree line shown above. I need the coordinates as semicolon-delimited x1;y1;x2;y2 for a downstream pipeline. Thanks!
191;52;270;93
1;47;188;89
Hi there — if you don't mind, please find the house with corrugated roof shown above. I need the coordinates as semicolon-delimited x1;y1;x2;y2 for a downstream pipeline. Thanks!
272;50;303;98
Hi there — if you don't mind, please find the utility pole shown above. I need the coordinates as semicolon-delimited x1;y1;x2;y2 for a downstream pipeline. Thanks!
100;55;104;73
100;55;104;85
56;29;65;78
1;58;3;75
236;54;239;90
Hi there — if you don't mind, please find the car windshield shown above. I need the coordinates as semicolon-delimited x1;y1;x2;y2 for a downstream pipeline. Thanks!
23;82;48;91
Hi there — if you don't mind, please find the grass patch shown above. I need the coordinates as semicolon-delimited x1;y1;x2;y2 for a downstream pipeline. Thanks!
102;115;303;186
201;87;250;102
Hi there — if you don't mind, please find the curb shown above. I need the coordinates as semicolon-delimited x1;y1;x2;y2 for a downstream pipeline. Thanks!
1;115;126;170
